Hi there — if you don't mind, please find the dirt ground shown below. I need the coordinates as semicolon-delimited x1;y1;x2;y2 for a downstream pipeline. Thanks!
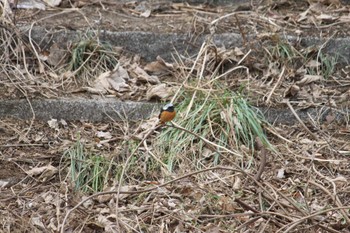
14;0;350;35
1;0;350;232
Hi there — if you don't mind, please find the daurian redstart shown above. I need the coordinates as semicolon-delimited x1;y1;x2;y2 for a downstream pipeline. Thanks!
159;103;176;124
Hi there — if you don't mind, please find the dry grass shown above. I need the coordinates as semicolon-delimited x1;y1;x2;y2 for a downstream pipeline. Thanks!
1;1;350;232
22;37;350;232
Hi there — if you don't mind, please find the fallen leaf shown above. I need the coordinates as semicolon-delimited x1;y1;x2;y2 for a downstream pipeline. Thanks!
316;14;337;22
47;43;67;67
146;84;174;100
306;60;321;68
297;9;310;22
16;0;46;10
296;75;322;85
108;66;130;91
27;165;58;181
96;131;112;139
300;138;313;144
144;56;175;75
205;226;220;233
233;176;242;190
130;64;160;84
284;84;300;97
277;168;285;179
31;217;45;230
325;113;336;124
87;66;130;94
234;47;244;56
60;119;68;126
217;47;239;62
140;9;151;17
219;196;236;212
48;119;59;131
42;0;61;7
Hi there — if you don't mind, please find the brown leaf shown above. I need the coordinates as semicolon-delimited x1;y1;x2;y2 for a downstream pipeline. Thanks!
140;9;151;17
296;75;322;85
205;226;220;233
87;66;130;94
325;112;336;124
306;60;321;68
146;84;175;100
27;164;58;181
316;14;337;22
284;84;300;97
42;0;61;7
144;56;175;75
130;64;160;84
297;9;310;22
219;196;236;212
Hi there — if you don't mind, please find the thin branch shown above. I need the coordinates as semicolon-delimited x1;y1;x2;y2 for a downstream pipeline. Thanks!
285;100;318;140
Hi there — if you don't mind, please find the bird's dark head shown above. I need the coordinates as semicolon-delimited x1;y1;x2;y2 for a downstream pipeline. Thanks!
162;103;174;112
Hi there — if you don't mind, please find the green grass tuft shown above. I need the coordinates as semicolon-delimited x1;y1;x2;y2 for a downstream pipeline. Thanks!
155;87;272;171
64;137;112;193
68;35;119;79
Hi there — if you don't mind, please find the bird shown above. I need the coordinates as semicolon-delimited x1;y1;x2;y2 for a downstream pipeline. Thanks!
159;103;176;124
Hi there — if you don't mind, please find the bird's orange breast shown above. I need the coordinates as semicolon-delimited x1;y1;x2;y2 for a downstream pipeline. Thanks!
159;110;176;124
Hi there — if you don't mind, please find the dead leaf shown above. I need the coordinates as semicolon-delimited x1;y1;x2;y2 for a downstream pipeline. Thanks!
48;119;59;131
306;60;321;68
219;196;236;212
205;226;220;233
300;138;313;144
108;66;130;91
297;8;310;22
98;214;118;233
87;66;130;94
144;56;175;75
325;112;336;124
217;47;240;63
156;56;175;69
296;75;322;85
202;147;214;159
263;62;280;80
146;84;174;100
140;9;151;17
233;176;242;190
47;43;67;67
31;217;45;230
42;0;61;7
284;84;300;97
27;165;58;181
96;131;112;139
234;47;244;56
82;197;94;208
277;168;285;179
130;64;160;84
16;0;46;9
316;14;337;22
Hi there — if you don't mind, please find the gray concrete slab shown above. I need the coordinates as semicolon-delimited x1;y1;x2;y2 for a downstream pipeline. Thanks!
0;98;159;122
0;98;348;126
28;27;350;63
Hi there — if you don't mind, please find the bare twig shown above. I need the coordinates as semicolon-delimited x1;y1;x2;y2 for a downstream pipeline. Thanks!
266;66;285;104
254;137;267;181
170;121;243;158
277;206;350;233
60;166;240;232
285;101;318;140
